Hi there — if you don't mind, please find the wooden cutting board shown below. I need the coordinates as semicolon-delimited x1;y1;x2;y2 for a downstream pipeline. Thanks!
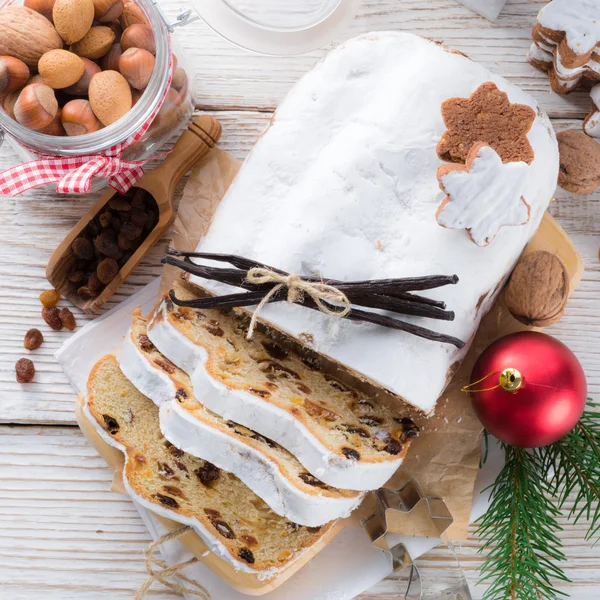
75;210;583;596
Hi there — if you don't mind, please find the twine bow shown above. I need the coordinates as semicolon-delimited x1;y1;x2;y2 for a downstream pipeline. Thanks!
136;525;211;600
245;267;351;340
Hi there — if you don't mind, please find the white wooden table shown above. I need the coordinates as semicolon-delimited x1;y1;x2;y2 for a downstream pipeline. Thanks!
1;1;599;598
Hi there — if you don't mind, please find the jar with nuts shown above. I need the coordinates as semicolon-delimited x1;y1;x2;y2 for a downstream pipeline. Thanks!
0;0;194;192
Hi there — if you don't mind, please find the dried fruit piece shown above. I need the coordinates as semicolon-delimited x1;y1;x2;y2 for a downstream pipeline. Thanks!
72;237;94;260
94;231;120;259
195;462;220;485
238;548;255;564
213;520;235;539
102;414;119;434
16;358;35;383
505;251;569;327
138;334;154;351
304;399;340;421
384;439;403;455
97;257;119;284
39;289;61;307
341;447;360;461
59;307;76;330
42;306;63;330
108;195;131;211
24;328;44;350
298;472;326;487
154;493;179;509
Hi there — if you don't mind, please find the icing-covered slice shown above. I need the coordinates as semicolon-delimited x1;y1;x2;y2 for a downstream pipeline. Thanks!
437;144;530;247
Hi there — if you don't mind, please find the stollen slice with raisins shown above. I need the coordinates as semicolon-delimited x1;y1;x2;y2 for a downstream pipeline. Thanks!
85;354;335;575
146;279;419;492
118;312;365;527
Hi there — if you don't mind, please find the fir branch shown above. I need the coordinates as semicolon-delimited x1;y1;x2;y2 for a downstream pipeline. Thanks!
476;444;569;600
541;401;600;543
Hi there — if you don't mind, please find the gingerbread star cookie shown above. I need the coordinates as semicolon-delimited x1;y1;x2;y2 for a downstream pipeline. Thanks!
436;143;531;247
436;82;536;165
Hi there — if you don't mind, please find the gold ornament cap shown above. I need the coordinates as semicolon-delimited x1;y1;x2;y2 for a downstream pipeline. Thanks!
499;368;523;391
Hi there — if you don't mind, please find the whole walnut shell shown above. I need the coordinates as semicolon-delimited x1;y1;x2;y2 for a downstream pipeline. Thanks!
505;250;569;327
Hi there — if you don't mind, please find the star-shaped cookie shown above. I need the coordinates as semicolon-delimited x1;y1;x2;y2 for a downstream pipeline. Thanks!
436;143;531;247
436;82;536;165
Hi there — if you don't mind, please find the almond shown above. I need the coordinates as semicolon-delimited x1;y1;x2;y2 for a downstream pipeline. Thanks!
89;69;131;126
38;49;85;89
0;7;63;70
505;251;569;328
71;26;116;60
53;0;95;45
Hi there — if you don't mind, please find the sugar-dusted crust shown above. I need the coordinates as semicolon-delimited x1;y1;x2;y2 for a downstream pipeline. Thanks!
147;280;418;491
85;354;335;576
118;313;365;526
186;32;558;414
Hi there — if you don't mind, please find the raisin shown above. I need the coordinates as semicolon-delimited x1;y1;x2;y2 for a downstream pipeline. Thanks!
163;485;185;498
341;447;360;461
307;526;322;534
296;382;312;395
39;289;61;307
117;233;134;251
94;232;120;259
241;535;258;546
134;454;146;463
204;508;221;519
15;358;35;383
130;210;149;229
59;308;76;331
259;361;300;380
168;445;185;458
72;237;94;260
344;426;370;438
87;220;100;237
299;472;326;487
359;415;383;427
165;297;174;312
396;417;416;426
87;271;103;292
175;461;188;472
204;323;224;337
261;341;288;361
131;189;146;208
120;221;141;241
384;439;403;455
138;335;154;351
98;211;112;228
102;415;120;434
154;358;175;374
68;270;85;283
42;306;63;331
214;521;236;539
24;328;43;350
77;285;98;299
155;494;179;509
325;375;347;392
251;433;277;449
356;397;374;408
97;258;120;284
402;427;419;441
158;462;176;478
304;399;340;421
175;388;188;401
265;382;278;390
195;462;220;484
248;387;270;398
238;548;255;564
111;216;122;233
108;196;131;211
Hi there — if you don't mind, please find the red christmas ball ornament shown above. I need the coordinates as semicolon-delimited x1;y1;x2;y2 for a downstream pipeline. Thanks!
467;331;587;448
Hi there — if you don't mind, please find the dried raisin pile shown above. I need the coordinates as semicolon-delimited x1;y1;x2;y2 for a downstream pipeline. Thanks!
65;189;158;300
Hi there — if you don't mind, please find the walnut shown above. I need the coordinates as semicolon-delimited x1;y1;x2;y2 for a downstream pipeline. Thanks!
505;251;569;327
557;130;600;195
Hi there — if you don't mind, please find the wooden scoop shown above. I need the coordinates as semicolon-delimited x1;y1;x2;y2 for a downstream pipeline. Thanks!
46;115;222;313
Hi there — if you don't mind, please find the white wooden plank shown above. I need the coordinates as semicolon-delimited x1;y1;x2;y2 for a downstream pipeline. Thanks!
163;0;593;118
1;426;600;599
0;112;599;425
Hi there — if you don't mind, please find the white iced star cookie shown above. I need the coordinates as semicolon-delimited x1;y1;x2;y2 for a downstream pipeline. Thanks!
436;143;531;247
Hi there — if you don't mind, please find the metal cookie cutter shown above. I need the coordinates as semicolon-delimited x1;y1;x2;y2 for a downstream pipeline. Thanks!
362;480;472;600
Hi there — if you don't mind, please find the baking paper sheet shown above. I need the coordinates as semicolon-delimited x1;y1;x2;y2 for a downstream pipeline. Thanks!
455;0;507;21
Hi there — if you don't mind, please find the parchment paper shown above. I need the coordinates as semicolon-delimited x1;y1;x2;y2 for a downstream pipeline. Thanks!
158;147;491;540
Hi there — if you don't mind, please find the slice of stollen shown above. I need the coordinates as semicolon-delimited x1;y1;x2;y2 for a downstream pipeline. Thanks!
118;312;365;527
147;279;419;492
85;354;334;576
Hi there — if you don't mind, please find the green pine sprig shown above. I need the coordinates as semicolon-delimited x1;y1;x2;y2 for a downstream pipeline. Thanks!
476;400;600;600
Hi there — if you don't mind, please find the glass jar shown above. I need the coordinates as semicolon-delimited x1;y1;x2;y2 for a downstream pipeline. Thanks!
0;0;195;188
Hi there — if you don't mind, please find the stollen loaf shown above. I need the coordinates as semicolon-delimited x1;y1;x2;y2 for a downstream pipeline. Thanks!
182;32;558;414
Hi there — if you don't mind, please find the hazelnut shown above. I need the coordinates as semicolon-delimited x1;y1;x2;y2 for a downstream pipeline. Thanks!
61;99;101;135
119;1;148;28
53;0;95;44
89;70;131;125
71;26;116;60
557;130;600;195
38;49;86;89
118;47;154;90
24;0;57;21
171;67;187;97
38;108;66;136
93;0;123;23
3;90;20;119
101;43;123;71
14;84;58;131
505;250;569;328
64;58;101;96
0;56;30;94
121;23;155;55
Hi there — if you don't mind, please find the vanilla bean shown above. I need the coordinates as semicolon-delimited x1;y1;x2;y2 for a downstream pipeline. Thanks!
169;289;464;348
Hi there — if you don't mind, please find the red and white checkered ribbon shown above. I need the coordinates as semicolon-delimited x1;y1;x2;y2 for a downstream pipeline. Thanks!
0;57;174;197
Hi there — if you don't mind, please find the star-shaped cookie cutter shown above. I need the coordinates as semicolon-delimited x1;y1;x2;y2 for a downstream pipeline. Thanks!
362;480;472;600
